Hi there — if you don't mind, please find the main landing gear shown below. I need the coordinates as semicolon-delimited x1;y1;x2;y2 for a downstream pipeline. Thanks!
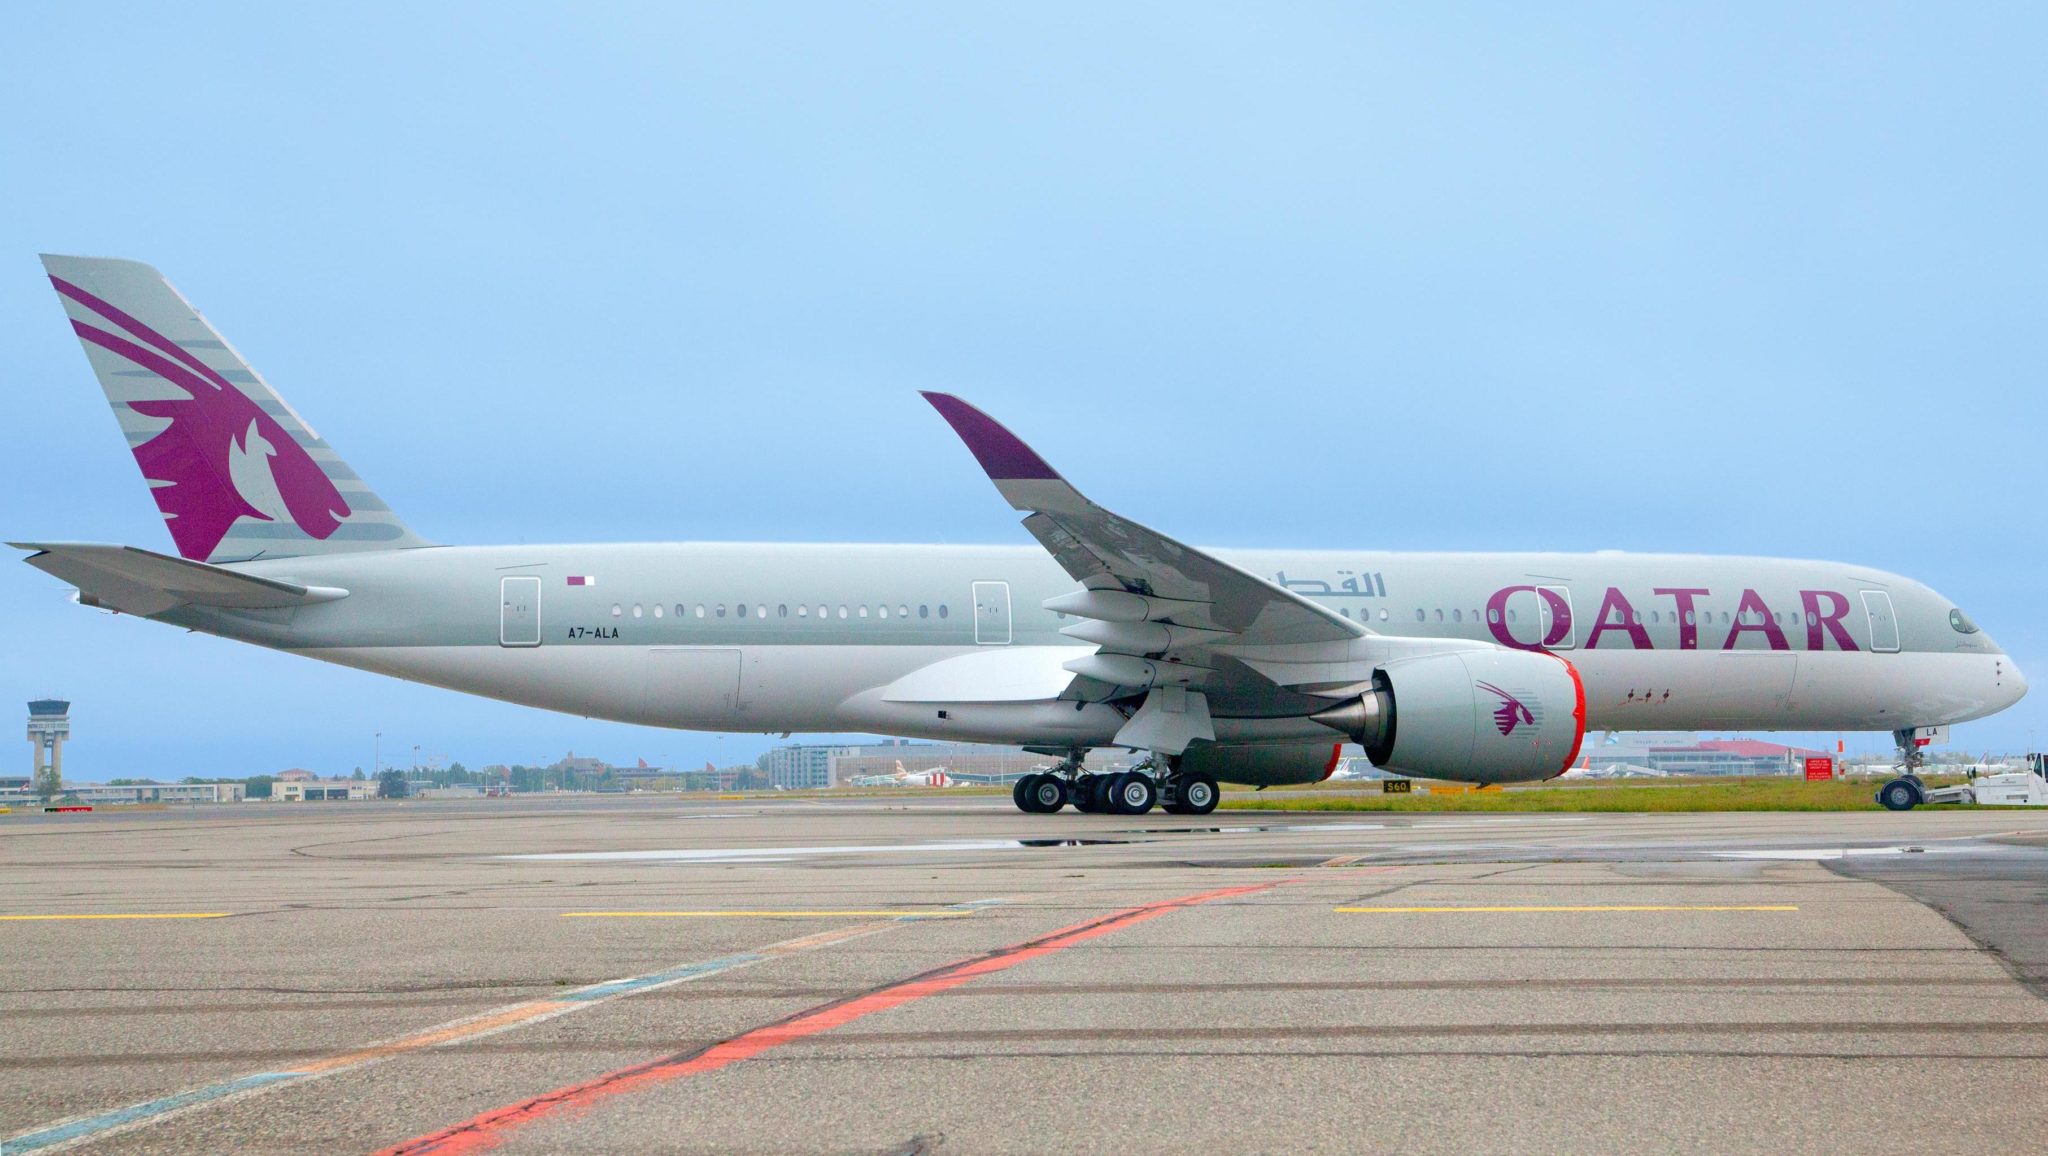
1011;755;1219;817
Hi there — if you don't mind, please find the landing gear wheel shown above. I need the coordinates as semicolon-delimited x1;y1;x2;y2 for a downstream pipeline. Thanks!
1878;777;1922;811
1176;773;1219;815
1012;774;1039;812
1107;771;1157;815
1023;774;1067;813
1070;776;1106;814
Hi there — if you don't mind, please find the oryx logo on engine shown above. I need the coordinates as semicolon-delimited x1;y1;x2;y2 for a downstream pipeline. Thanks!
1476;681;1536;736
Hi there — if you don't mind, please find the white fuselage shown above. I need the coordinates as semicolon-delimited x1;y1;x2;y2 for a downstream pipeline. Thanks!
174;542;2025;751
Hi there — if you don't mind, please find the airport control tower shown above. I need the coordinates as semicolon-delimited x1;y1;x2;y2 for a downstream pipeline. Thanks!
27;700;70;790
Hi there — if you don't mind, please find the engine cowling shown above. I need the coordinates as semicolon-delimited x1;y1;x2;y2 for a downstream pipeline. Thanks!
1310;650;1585;783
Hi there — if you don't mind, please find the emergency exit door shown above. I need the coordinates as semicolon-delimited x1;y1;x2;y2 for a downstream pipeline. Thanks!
500;576;541;647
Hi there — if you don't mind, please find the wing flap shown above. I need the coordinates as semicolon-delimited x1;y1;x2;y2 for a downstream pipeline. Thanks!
12;542;347;616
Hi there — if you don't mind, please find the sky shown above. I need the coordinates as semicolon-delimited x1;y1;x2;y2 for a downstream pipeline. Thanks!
2;3;2044;778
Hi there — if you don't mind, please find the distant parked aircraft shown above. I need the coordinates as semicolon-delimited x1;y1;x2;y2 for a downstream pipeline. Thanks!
849;761;960;788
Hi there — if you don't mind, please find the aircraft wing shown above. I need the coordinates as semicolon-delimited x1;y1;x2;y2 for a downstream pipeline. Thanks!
922;393;1364;659
12;542;348;617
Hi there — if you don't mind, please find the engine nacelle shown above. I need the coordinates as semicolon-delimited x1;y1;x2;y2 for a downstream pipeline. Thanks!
1177;740;1342;788
1310;650;1585;783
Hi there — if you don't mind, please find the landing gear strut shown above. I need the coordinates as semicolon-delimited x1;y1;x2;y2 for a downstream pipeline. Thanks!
1878;727;1933;811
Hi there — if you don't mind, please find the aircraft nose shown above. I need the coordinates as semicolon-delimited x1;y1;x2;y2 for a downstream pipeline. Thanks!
2004;656;2028;707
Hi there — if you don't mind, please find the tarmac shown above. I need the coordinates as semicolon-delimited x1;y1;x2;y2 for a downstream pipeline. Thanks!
4;793;2048;1154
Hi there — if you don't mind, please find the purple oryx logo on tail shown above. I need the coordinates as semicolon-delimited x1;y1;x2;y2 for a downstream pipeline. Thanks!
1475;681;1536;736
50;276;350;561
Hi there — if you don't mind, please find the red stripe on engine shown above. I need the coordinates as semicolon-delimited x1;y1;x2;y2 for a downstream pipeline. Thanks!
1551;655;1588;777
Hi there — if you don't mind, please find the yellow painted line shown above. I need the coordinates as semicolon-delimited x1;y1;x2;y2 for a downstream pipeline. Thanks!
0;912;231;921
1334;904;1798;914
561;910;974;919
295;1003;576;1074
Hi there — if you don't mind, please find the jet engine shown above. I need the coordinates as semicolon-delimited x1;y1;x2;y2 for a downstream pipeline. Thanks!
1310;650;1585;783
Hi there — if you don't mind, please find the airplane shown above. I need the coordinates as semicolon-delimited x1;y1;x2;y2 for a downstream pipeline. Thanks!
848;761;960;788
13;256;2028;817
1558;758;1668;780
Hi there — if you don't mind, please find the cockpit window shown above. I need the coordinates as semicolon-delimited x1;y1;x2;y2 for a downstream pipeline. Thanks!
1949;608;1980;634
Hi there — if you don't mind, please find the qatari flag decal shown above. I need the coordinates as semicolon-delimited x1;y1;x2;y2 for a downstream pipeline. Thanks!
566;575;596;586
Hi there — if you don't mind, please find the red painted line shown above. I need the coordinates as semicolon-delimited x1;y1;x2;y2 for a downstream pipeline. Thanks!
375;881;1281;1156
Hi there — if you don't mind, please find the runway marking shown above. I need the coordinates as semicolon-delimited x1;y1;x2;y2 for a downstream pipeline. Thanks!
1334;904;1799;913
0;900;1007;1154
0;912;230;921
376;881;1286;1156
502;840;1028;862
1712;846;1970;861
561;910;975;919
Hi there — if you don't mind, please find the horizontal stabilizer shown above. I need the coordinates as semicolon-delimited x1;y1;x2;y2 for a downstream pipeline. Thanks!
11;542;347;616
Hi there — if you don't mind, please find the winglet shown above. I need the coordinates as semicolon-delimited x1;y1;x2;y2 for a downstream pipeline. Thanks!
920;392;1063;481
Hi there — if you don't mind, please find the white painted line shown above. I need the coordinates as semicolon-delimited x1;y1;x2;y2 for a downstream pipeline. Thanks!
1712;846;1971;861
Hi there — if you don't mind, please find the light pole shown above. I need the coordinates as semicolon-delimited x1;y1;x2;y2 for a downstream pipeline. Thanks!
374;732;381;776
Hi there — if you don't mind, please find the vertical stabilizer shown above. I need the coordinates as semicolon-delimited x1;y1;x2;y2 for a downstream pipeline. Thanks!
40;255;429;562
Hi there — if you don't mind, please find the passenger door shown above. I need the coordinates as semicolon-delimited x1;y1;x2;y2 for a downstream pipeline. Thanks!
1861;590;1900;653
500;576;540;647
972;580;1012;645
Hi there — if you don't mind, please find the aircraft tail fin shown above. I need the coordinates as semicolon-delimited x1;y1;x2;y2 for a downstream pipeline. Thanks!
39;255;430;563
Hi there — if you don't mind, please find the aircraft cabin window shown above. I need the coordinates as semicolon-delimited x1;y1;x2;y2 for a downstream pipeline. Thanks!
632;604;643;618
838;605;848;619
878;605;889;619
1684;611;1695;626
652;604;662;619
939;604;949;619
778;604;788;618
818;604;828;619
919;605;930;618
736;604;748;619
899;604;909;619
859;605;869;618
1650;611;1660;624
1434;609;1444;622
716;605;727;618
1488;609;1499;624
611;604;622;618
1452;609;1462;623
694;604;705;618
1951;608;1980;633
1378;608;1389;622
797;605;808;618
1415;609;1425;622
